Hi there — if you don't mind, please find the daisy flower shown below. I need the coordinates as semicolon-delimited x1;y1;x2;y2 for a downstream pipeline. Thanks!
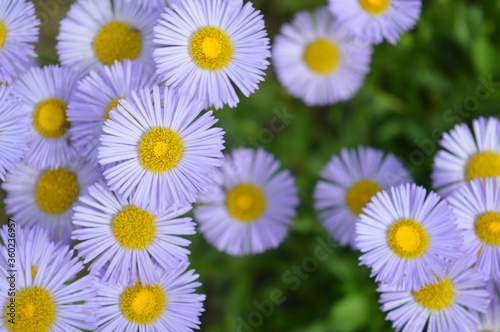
357;183;463;290
73;181;195;284
1;158;101;244
378;254;490;332
448;177;500;279
329;0;422;45
68;59;157;165
314;146;412;248
477;281;500;332
0;86;28;181
98;85;225;212
432;117;500;198
153;0;271;109
57;0;161;74
0;226;96;331
194;148;299;256
12;65;80;169
272;8;372;106
94;261;205;331
0;0;39;76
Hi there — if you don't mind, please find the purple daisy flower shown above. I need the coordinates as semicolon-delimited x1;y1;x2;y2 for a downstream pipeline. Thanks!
0;225;97;331
153;0;271;109
0;86;28;181
1;158;101;243
432;117;500;198
98;85;225;212
57;0;161;74
194;148;299;255
72;181;195;285
448;177;500;280
68;59;158;165
0;0;39;76
378;254;490;332
314;146;412;248
357;183;463;290
272;8;373;106
329;0;422;45
94;261;205;331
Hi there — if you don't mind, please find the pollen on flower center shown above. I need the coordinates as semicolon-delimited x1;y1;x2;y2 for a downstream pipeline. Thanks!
304;39;340;75
121;282;166;324
93;21;142;66
0;21;7;49
475;212;500;245
388;218;429;259
35;168;79;214
413;277;455;311
5;287;56;331
190;26;233;70
33;98;68;138
139;127;184;173
359;0;390;15
226;183;266;222
346;179;382;215
465;152;500;181
104;98;122;120
112;206;156;249
31;265;37;280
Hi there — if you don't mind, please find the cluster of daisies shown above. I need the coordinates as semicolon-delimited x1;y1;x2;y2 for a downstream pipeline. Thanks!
314;117;500;331
0;0;301;330
4;0;495;331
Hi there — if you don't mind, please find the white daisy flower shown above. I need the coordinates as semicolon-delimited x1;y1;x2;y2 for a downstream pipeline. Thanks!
57;0;161;74
94;261;205;331
153;0;271;109
314;146;412;248
73;181;195;284
68;59;157;165
98;85;225;212
432;117;500;198
0;0;39;76
272;8;373;106
12;65;80;169
194;148;299;256
329;0;422;45
1;159;101;243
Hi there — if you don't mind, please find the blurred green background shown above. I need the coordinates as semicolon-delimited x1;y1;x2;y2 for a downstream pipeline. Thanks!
27;0;500;331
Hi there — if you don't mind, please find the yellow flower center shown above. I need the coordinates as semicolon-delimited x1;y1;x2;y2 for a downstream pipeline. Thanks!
112;206;156;249
138;127;184;173
104;98;122;120
121;282;166;324
388;218;429;259
33;98;68;138
93;21;142;66
413;277;455;311
5;287;56;332
0;21;7;49
35;168;79;214
475;212;500;245
465;152;500;182
303;39;340;74
345;179;382;215
190;26;233;70
358;0;390;15
226;183;266;222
